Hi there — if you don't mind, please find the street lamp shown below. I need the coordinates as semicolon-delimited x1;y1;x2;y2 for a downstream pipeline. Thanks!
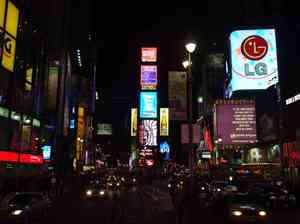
183;42;197;171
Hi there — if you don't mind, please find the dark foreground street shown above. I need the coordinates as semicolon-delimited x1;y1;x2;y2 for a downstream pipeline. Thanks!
38;178;300;224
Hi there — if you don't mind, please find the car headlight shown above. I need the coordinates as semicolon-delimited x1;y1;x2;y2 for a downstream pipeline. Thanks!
259;211;267;216
116;182;120;186
12;210;23;216
133;178;136;183
99;190;105;196
217;188;221;192
232;210;242;216
201;187;205;190
86;190;92;196
168;184;171;188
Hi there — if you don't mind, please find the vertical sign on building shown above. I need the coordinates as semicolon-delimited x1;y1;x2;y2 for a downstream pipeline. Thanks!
0;0;19;72
131;108;137;136
168;71;187;120
76;106;85;160
160;108;169;136
137;47;158;167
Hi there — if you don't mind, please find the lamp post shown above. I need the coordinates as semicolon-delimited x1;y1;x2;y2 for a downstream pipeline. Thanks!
183;42;196;171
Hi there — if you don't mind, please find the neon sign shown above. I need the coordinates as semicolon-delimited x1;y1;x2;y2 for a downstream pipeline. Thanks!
0;151;43;164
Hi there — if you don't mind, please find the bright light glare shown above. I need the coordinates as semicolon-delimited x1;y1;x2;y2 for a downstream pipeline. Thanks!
182;60;190;69
198;96;203;103
99;190;105;195
13;115;20;120
12;210;23;215
168;184;171;188
259;211;267;216
185;42;196;53
229;176;233;181
86;190;92;196
201;187;205;190
232;211;242;216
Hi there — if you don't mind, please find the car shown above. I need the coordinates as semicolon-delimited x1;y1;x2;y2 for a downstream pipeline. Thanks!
248;183;297;209
81;183;107;199
210;180;229;194
0;192;51;223
214;193;269;224
106;175;121;189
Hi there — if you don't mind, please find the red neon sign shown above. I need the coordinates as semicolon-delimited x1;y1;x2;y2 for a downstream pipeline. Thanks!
146;159;154;167
141;47;157;62
0;151;43;164
241;35;268;60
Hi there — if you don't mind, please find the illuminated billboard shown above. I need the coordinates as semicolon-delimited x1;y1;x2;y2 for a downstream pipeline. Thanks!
160;108;169;136
76;106;85;160
214;100;257;145
141;65;157;90
97;123;112;135
142;120;157;146
141;47;157;62
160;141;170;160
168;71;187;120
131;108;137;136
42;145;51;160
229;29;278;92
140;92;157;118
0;151;43;164
0;0;19;72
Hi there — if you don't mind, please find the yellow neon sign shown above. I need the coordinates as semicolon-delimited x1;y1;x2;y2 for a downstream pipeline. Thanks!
0;0;6;28
1;0;19;72
5;1;19;38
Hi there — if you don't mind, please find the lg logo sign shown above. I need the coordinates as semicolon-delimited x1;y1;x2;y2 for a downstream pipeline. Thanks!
0;32;13;57
241;35;269;78
3;36;13;57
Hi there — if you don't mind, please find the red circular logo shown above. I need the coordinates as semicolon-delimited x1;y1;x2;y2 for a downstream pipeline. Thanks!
241;35;268;60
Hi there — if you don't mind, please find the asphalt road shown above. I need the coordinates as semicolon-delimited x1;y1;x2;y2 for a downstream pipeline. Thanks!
40;180;300;224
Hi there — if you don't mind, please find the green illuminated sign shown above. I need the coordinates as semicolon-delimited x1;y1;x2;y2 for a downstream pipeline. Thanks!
0;106;9;118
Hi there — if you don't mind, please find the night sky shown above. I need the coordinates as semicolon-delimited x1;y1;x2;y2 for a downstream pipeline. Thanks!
67;1;300;152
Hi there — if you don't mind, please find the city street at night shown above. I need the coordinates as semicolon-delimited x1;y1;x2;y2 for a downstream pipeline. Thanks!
1;1;300;224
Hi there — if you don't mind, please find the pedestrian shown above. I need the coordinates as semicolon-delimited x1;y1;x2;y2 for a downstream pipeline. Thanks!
50;173;57;197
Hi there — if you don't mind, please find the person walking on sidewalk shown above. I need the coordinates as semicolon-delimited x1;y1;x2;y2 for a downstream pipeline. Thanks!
50;172;57;197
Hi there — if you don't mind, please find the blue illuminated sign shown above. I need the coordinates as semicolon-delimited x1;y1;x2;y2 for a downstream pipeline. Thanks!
229;29;278;92
70;119;75;129
159;141;170;160
42;145;51;160
140;92;157;118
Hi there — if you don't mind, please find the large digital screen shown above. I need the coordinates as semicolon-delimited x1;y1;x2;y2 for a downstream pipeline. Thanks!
141;47;157;62
229;29;278;92
215;101;257;145
140;92;157;118
142;120;157;146
141;65;157;90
